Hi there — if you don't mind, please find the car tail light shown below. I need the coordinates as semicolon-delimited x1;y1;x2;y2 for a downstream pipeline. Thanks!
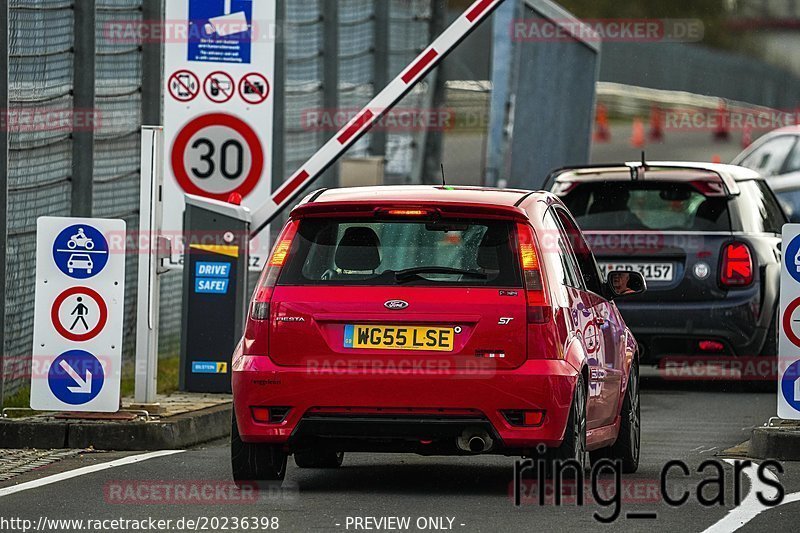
516;223;550;324
249;220;299;321
720;242;753;287
251;406;291;424
698;340;725;352
375;207;438;219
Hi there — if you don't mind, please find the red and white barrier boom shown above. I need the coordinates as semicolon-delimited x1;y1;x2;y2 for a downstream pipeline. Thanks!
251;0;507;235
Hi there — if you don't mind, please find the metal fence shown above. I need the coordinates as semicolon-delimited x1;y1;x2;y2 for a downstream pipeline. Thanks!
4;0;76;402
599;41;800;111
0;0;436;402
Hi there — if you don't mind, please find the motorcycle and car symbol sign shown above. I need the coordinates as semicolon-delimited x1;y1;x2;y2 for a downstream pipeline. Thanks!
52;224;109;279
31;217;125;413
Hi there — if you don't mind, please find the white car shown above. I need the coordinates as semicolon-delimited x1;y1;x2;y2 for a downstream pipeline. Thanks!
67;253;93;274
732;125;800;221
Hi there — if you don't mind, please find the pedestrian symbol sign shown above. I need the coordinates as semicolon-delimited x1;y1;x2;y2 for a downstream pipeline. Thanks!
50;286;108;342
52;224;109;279
71;298;90;330
31;217;125;413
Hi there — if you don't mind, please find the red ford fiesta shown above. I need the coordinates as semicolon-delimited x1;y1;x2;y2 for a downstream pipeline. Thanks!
231;186;644;483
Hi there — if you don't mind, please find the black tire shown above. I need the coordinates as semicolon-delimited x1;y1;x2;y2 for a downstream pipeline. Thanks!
590;360;640;473
230;411;287;484
548;372;588;475
294;450;344;469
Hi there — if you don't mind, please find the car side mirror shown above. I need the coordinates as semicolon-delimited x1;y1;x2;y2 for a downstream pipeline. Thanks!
605;271;647;299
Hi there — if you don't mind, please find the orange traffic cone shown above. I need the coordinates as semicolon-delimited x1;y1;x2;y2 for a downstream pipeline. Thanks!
711;154;722;164
630;118;645;148
741;123;752;149
713;101;730;141
593;103;611;142
649;105;664;141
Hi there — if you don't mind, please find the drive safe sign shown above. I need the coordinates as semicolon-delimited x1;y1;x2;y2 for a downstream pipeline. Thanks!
164;0;276;269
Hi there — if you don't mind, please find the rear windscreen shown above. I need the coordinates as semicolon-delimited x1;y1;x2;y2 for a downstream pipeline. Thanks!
560;182;731;232
279;218;522;287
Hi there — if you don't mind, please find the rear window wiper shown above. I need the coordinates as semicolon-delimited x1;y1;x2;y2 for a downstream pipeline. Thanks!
394;267;488;282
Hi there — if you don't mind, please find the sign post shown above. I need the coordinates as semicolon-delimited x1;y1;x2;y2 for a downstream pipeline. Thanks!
30;217;126;412
779;225;800;419
133;126;168;407
164;0;276;270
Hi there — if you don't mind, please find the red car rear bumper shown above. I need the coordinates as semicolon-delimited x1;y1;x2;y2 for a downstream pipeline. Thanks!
232;354;580;450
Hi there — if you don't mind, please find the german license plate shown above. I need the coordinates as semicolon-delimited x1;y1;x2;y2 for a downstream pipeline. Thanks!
599;262;674;282
343;325;454;351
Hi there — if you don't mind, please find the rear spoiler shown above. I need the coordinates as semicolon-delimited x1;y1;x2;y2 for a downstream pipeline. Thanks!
545;161;743;198
290;200;531;221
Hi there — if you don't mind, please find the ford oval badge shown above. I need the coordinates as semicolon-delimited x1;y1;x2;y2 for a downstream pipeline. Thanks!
384;300;409;310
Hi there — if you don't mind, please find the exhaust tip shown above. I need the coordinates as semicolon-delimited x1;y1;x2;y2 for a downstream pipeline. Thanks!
457;428;494;454
468;436;487;453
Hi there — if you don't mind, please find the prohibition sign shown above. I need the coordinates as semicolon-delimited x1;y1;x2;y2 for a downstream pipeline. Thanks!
204;71;234;104
51;286;108;342
238;72;270;105
168;70;200;102
783;296;800;349
171;113;264;201
583;321;600;355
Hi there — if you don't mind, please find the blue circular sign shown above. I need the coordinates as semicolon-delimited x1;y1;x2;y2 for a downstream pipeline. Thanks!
48;350;104;405
785;234;800;284
781;360;800;412
52;224;109;279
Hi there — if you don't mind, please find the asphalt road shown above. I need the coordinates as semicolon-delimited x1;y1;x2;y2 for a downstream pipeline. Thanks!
2;381;798;533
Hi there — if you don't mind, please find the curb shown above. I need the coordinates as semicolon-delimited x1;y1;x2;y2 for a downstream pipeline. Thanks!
0;403;232;451
750;427;800;461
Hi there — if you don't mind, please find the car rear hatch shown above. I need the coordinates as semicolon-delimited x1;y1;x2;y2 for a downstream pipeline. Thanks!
253;204;530;370
552;167;744;302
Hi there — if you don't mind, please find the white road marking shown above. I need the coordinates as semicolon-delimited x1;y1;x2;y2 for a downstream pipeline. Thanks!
0;450;184;498
703;459;800;533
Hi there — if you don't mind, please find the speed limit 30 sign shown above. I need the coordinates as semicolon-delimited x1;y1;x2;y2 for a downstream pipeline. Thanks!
171;113;264;201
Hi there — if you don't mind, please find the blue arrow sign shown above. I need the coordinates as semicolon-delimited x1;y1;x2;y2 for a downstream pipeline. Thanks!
48;350;104;405
781;360;800;413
